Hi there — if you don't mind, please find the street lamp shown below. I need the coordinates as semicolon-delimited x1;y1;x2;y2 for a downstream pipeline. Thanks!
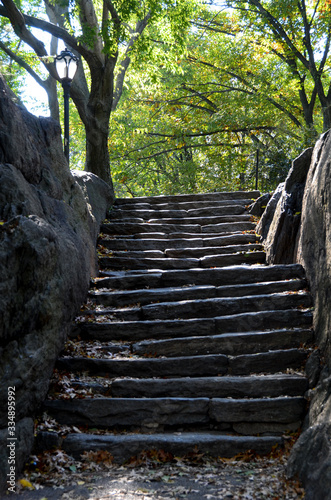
55;47;79;164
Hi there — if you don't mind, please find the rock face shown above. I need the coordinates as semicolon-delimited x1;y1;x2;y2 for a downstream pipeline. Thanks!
0;74;113;492
257;147;313;264
286;130;331;498
260;131;331;498
295;131;331;354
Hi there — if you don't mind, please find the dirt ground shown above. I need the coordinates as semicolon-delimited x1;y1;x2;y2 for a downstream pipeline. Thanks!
3;445;305;500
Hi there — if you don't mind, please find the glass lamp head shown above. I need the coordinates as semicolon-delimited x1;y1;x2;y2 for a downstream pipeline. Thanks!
55;47;79;81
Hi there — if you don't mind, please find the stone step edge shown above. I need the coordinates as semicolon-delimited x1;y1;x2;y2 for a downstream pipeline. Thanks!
98;243;263;257
82;291;312;319
98;235;261;250
98;251;266;270
43;397;306;431
100;222;257;236
56;348;309;378
89;280;308;306
131;328;315;358
96;264;306;291
109;205;247;218
99;232;259;242
35;430;282;462
107;215;253;225
114;190;260;205
72;310;313;342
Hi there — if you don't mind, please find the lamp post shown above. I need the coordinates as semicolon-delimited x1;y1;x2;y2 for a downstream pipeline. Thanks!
55;48;79;164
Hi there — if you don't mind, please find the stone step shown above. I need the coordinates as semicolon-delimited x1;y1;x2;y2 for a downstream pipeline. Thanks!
101;222;202;235
130;232;258;241
107;215;252;226
146;215;252;225
84;292;312;322
132;328;314;357
98;233;260;251
99;251;266;270
116;199;255;211
99;256;200;270
109;205;246;220
101;221;256;235
89;279;307;307
95;264;306;290
114;190;260;206
44;396;306;429
110;374;308;399
100;244;264;260
139;292;312;321
73;310;313;342
47;188;315;467
164;244;264;258
61;432;281;463
56;349;308;378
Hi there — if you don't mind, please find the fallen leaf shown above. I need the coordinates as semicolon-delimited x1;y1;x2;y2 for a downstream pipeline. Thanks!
19;478;34;489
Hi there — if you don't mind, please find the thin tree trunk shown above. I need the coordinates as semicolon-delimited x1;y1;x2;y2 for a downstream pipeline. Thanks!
85;120;113;190
321;97;331;131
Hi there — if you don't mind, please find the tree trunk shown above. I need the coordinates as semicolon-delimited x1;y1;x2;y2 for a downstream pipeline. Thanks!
71;57;116;193
321;98;331;131
85;117;113;190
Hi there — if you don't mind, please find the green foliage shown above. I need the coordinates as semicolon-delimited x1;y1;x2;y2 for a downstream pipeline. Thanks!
108;6;306;197
1;0;329;195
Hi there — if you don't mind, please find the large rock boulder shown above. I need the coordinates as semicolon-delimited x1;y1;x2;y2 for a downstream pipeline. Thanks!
0;74;114;493
295;130;331;354
286;130;331;497
257;147;313;264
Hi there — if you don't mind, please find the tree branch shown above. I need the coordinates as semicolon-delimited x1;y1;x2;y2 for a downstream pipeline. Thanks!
0;4;91;61
112;11;152;111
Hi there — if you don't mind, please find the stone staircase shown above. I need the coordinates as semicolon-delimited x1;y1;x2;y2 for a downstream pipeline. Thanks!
43;190;314;462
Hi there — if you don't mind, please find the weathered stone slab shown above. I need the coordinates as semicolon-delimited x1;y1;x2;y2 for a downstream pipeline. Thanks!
44;398;210;427
201;222;256;233
200;251;266;267
115;191;260;205
99;256;200;270
101;222;201;235
215;309;313;334
111;375;308;398
108;217;145;223
157;199;254;210
132;329;315;357
99;238;203;251
141;293;312;321
202;234;259;246
56;354;229;378
76;318;216;341
62;431;282;462
147;215;252;226
216;279;307;298
90;285;217;307
100;238;205;251
165;244;263;258
110;209;188;219
109;250;164;258
209;397;306;423
233;421;301;435
229;349;308;375
93;272;163;290
117;199;254;211
158;264;306;288
188;205;246;217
